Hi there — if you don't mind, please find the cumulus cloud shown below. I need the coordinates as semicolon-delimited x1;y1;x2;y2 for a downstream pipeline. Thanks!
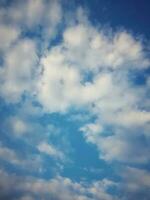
8;116;28;136
81;121;150;163
0;1;150;199
0;24;20;51
36;24;150;164
0;169;117;200
34;22;149;115
63;24;149;71
0;0;149;167
0;39;38;102
37;142;64;160
120;167;150;200
80;123;103;144
0;0;62;103
0;0;62;32
0;143;42;171
0;144;21;165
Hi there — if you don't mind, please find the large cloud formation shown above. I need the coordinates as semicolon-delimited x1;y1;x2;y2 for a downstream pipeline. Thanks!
0;169;118;200
0;0;150;199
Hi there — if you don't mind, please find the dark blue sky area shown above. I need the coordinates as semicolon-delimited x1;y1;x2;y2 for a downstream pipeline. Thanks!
73;0;150;39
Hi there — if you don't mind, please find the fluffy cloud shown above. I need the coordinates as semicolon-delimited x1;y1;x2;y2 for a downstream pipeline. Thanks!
0;0;62;31
0;144;21;165
81;121;150;163
0;144;42;171
36;50;115;112
63;24;149;71
80;123;103;144
0;39;38;102
1;167;149;200
37;142;64;160
0;24;20;51
120;167;150;200
0;0;149;167
0;169;117;200
34;21;149;115
8;117;28;136
0;0;62;102
37;31;150;165
0;1;150;199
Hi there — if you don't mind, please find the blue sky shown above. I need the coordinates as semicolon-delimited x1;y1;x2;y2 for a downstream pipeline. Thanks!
0;0;150;199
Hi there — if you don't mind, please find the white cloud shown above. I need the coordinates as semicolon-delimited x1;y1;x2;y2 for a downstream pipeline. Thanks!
0;0;62;43
0;1;149;115
34;19;149;115
81;124;150;163
8;117;28;136
0;1;150;188
36;48;83;112
37;142;64;160
63;24;89;47
0;24;20;51
120;167;150;200
63;24;149;71
80;123;103;143
0;169;117;200
0;144;42;171
110;110;150;126
122;167;150;190
0;144;20;165
0;39;38;102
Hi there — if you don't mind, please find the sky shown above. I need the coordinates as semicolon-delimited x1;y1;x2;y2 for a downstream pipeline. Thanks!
0;0;150;199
